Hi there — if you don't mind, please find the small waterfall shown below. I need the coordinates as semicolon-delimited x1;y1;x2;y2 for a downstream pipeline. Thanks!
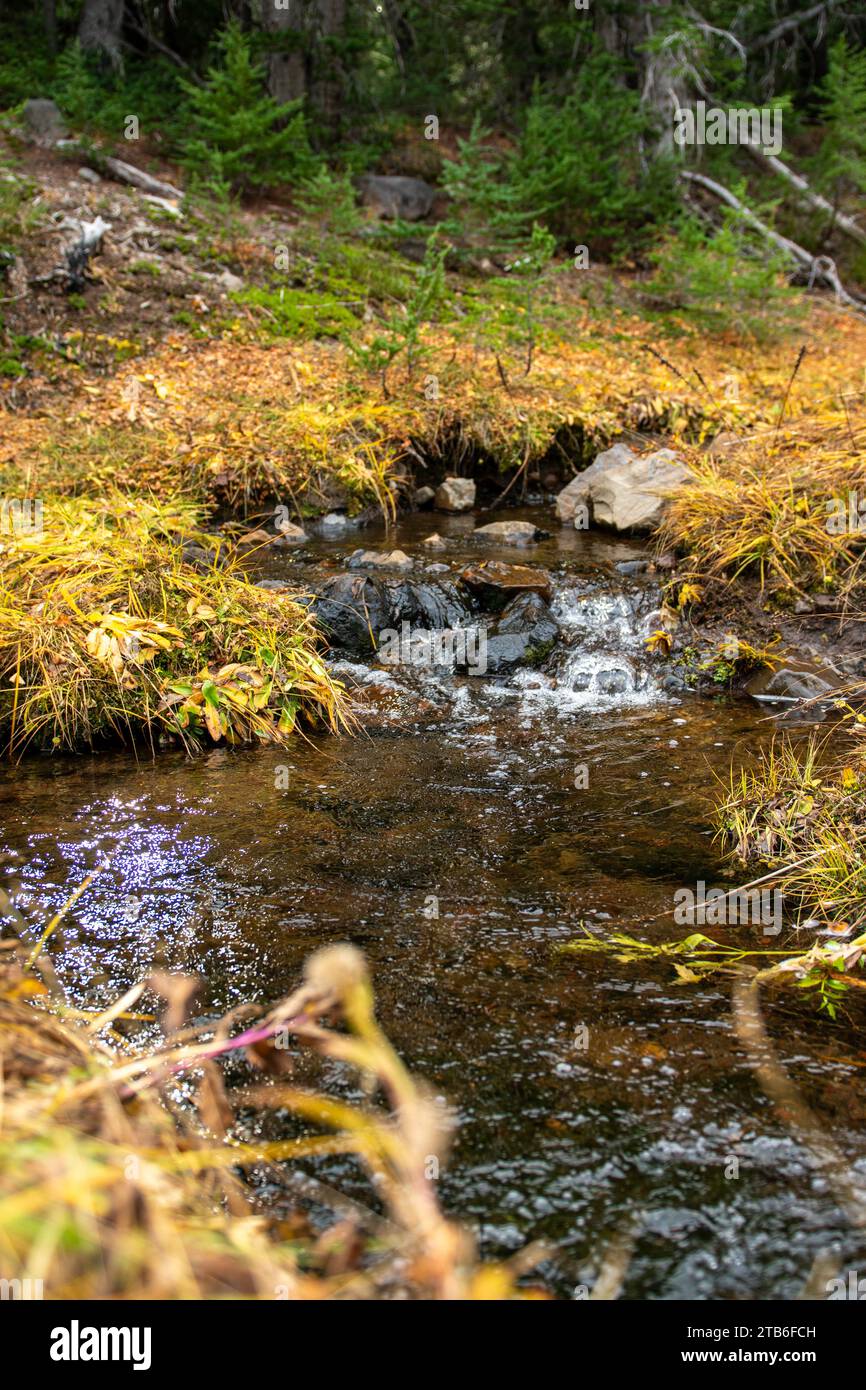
330;575;671;718
506;581;669;713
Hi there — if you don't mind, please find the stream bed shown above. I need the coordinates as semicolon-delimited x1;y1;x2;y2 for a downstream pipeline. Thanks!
3;505;865;1299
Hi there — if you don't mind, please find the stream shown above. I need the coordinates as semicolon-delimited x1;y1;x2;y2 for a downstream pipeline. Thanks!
3;504;865;1299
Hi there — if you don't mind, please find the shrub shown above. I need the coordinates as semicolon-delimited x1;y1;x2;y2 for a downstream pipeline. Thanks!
644;206;803;339
180;22;318;193
813;36;866;202
442;58;677;258
0;495;348;755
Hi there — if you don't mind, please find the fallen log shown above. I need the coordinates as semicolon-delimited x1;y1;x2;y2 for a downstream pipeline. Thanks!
745;145;866;248
103;156;182;202
678;169;866;315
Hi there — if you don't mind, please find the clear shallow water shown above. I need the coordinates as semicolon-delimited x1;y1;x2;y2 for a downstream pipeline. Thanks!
2;508;865;1298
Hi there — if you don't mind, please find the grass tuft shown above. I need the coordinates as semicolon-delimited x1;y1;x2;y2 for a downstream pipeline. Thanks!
0;493;349;757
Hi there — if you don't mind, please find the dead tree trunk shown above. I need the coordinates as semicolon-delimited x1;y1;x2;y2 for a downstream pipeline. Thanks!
78;0;125;71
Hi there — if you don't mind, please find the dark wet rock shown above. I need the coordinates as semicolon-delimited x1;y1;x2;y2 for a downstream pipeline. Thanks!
756;668;834;701
461;591;560;676
434;477;475;512
312;573;472;652
662;671;689;693
459;559;553;608
473;519;547;546
347;548;413;572
414;486;436;507
22;98;67;145
615;559;652;577
357;174;435;221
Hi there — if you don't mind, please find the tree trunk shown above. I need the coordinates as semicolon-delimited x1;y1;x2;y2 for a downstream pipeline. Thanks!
78;0;125;71
310;0;346;134
42;0;58;54
598;0;690;155
261;0;308;107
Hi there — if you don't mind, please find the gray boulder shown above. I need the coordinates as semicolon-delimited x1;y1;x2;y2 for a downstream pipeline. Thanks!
357;175;435;221
555;444;690;533
22;98;67;145
434;477;475;512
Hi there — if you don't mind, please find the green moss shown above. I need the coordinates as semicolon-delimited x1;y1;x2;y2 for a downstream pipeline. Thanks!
129;259;163;278
231;284;360;340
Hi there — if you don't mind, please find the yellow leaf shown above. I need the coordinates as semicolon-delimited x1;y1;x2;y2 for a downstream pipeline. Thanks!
645;629;671;656
204;703;222;742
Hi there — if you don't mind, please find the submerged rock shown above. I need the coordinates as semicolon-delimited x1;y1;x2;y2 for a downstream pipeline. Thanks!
461;591;560;675
459;559;553;606
473;519;546;546
434;477;475;513
556;444;690;533
595;667;631;695
753;667;834;702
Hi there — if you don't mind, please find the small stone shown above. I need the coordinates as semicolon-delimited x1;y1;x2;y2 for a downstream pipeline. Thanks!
218;269;244;293
320;512;348;532
473;520;545;546
347;548;413;572
422;532;447;549
459;559;553;605
77;167;101;185
414;486;436;507
274;521;308;546
237;528;272;546
758;668;834;702
555;444;689;533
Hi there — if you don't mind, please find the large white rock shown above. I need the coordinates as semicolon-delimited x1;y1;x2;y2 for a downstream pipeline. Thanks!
555;445;689;533
434;477;476;512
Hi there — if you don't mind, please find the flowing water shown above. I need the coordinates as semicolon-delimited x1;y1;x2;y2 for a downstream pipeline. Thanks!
3;505;864;1298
